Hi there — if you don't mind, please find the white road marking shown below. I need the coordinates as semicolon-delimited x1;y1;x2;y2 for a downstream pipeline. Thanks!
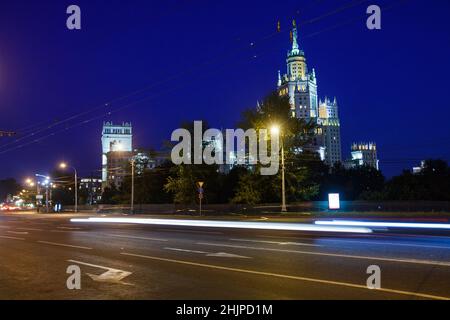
260;235;450;250
165;247;208;254
107;234;168;242
197;242;450;267
164;247;251;259
158;228;223;235
50;230;87;234
206;252;251;259
0;235;25;240
67;259;132;285
6;231;28;235
321;238;450;250
38;241;92;250
57;227;81;230
230;238;321;247
16;227;43;231
121;252;449;300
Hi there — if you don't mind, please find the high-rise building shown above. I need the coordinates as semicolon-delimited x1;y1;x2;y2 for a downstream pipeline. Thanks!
101;122;132;187
344;142;379;170
277;21;342;167
317;97;342;167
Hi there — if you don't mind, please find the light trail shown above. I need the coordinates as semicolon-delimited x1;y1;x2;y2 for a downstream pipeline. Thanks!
315;220;450;230
71;217;372;234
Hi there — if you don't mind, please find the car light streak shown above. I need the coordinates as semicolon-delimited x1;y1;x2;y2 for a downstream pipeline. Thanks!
315;220;450;229
71;217;372;233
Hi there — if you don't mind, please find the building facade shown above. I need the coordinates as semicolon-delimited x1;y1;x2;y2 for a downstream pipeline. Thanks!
101;122;133;187
79;178;102;204
344;142;379;170
317;97;342;167
277;21;342;167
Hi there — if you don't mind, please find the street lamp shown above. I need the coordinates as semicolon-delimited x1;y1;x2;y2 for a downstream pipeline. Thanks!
271;125;287;212
130;158;135;214
59;162;78;213
25;178;40;212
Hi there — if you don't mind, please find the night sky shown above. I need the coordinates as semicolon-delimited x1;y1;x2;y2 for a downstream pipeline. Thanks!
1;0;450;181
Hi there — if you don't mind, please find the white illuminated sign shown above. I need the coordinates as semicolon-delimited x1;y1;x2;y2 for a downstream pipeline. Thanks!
328;193;340;210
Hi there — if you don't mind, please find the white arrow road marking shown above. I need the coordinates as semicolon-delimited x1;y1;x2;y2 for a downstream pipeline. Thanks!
67;259;133;285
206;252;251;259
229;238;321;247
164;247;251;259
6;231;28;235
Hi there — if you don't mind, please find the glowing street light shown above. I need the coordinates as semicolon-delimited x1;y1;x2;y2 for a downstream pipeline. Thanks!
59;162;78;213
271;125;287;212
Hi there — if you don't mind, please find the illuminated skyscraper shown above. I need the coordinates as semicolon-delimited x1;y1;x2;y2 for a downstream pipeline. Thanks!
277;21;342;167
101;122;132;186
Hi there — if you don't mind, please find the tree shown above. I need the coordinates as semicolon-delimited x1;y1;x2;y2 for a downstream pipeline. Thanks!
384;159;450;201
320;164;385;201
231;171;261;205
233;91;319;204
0;178;20;202
163;120;224;204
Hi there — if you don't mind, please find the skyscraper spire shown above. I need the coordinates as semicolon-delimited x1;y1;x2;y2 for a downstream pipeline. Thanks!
291;20;299;55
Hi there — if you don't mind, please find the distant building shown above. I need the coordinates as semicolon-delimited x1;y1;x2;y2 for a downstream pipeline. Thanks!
101;122;132;187
317;97;342;167
344;142;379;170
105;151;133;188
413;160;426;174
276;20;342;167
79;178;102;204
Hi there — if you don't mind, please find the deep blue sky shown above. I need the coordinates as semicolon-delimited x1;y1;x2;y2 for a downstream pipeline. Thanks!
1;0;450;180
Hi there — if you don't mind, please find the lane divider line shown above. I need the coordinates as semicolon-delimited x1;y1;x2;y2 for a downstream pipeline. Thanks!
6;231;28;235
229;238;321;247
37;241;92;250
165;247;208;254
120;252;449;300
196;242;450;267
107;234;168;242
16;227;43;231
0;235;25;240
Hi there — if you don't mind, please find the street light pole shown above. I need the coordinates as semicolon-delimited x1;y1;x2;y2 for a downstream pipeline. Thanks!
74;168;78;213
131;159;135;214
281;136;287;212
36;182;40;213
59;163;78;213
271;125;287;212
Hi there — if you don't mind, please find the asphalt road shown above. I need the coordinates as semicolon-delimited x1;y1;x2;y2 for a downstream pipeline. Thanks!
0;212;449;300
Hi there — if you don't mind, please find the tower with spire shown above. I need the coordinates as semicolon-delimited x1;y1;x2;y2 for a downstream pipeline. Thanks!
276;20;342;167
277;20;318;121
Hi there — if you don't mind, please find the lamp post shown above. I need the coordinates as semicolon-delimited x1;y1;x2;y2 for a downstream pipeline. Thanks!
271;125;287;212
35;174;50;212
59;162;78;213
26;178;40;212
130;158;135;214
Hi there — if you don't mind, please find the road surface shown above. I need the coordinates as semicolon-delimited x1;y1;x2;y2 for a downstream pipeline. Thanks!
0;212;449;300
